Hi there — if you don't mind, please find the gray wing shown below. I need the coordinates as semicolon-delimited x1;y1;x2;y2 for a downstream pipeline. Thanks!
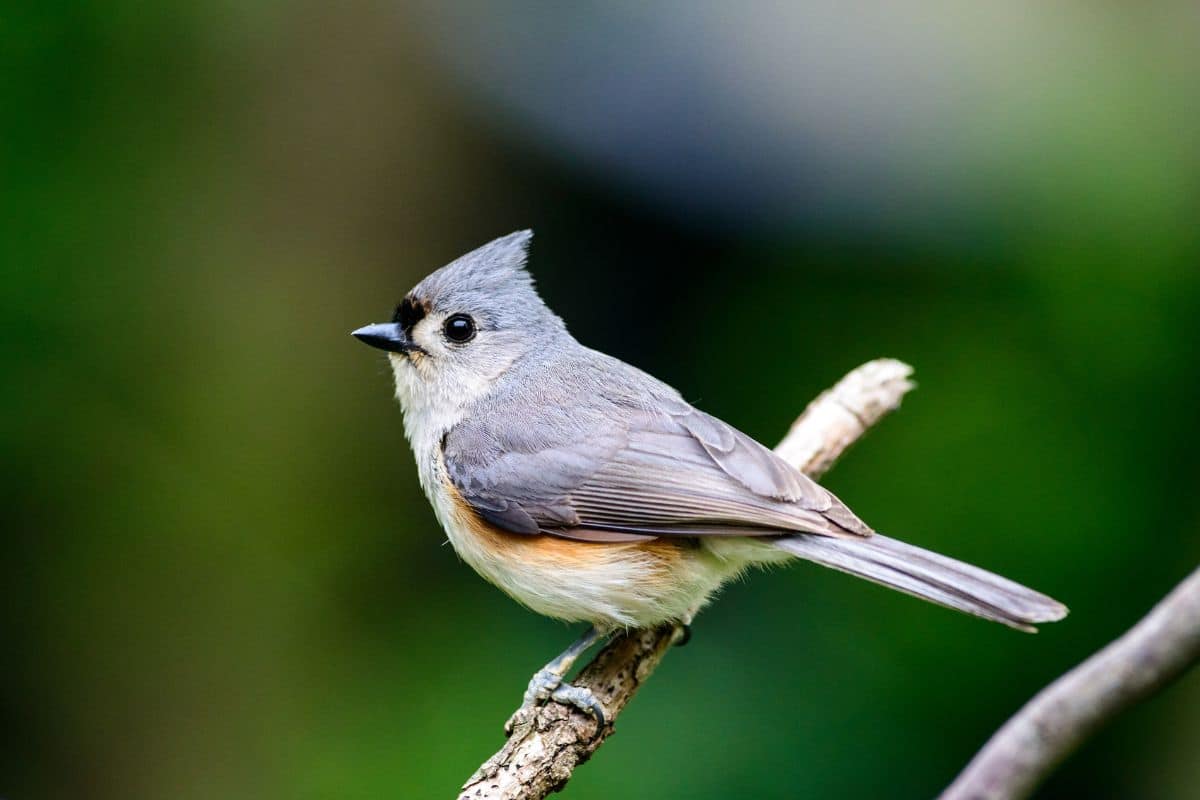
443;395;872;543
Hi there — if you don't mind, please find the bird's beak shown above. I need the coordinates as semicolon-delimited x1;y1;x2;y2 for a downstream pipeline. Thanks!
352;322;416;354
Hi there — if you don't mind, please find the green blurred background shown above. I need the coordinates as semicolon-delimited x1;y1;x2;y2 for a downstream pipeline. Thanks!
4;3;1200;798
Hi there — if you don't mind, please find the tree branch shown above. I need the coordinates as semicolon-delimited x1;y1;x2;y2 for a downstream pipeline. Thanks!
459;359;917;800
940;565;1200;800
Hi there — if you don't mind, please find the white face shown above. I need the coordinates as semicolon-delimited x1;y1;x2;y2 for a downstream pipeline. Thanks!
389;306;522;437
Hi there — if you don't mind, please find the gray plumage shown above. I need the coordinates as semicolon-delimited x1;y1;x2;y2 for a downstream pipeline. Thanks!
445;347;872;541
365;231;1066;631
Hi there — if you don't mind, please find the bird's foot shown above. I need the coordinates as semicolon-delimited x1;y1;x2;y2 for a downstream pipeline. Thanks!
521;667;563;706
504;668;607;738
673;622;692;647
550;681;607;731
504;625;609;738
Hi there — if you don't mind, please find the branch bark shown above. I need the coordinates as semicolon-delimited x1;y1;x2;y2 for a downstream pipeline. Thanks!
459;359;917;800
940;565;1200;800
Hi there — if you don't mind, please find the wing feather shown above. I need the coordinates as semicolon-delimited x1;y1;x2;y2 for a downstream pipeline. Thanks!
444;399;872;542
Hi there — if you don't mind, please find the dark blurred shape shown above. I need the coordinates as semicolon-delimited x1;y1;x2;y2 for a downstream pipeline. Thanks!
411;1;1200;237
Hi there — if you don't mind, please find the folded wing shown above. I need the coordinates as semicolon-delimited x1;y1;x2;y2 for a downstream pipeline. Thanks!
443;400;872;543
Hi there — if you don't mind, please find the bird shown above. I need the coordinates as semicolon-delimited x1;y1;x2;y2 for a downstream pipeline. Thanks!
352;230;1067;730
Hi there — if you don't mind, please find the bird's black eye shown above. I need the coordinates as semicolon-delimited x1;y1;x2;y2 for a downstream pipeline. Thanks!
443;314;476;343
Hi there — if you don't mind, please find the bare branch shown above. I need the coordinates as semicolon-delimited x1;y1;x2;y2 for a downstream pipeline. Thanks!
941;565;1200;800
459;359;917;800
775;358;916;480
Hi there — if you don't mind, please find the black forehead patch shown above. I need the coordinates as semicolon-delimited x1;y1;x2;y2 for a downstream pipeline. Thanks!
392;296;428;331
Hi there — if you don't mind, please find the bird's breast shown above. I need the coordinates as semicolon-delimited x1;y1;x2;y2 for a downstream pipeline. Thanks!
421;448;714;628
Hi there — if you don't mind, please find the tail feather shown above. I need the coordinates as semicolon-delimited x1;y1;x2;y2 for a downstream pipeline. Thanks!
775;533;1068;632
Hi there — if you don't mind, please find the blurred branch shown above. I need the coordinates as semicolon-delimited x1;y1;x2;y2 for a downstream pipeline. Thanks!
459;359;917;800
941;565;1200;800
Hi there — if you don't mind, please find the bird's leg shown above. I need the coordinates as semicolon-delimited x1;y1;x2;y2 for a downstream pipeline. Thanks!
523;625;606;704
505;625;609;736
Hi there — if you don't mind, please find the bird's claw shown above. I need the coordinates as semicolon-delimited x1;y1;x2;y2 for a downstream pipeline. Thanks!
504;668;607;739
550;682;607;732
522;667;562;705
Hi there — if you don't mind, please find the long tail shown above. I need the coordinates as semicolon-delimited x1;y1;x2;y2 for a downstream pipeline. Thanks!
775;533;1068;632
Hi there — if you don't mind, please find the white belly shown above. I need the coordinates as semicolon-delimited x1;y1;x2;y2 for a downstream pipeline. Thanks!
419;440;727;628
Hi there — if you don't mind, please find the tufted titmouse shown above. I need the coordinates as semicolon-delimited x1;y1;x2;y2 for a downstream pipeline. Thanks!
352;231;1066;728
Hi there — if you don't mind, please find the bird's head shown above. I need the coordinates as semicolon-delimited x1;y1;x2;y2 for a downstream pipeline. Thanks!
353;230;564;417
